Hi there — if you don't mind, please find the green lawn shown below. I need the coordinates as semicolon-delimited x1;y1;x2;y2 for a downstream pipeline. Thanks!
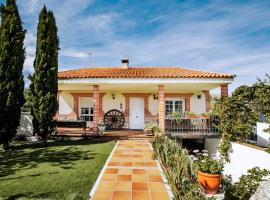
0;139;115;200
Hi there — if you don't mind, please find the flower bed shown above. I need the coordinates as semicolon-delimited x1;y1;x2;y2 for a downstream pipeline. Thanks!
152;134;207;200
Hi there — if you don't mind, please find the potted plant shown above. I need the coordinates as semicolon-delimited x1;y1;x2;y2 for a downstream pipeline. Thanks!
193;150;224;195
169;111;183;123
200;112;211;119
144;122;154;136
186;112;198;119
144;122;161;136
98;121;106;135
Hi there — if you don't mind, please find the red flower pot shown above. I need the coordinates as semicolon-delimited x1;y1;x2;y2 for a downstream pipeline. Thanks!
198;171;221;195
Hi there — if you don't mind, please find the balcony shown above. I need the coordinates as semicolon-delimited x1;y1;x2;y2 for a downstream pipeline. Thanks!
165;115;220;139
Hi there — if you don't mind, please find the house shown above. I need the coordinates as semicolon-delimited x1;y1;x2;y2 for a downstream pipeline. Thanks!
57;59;234;138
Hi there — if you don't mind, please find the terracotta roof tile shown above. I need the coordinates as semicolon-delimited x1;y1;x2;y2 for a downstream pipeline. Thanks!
58;67;234;79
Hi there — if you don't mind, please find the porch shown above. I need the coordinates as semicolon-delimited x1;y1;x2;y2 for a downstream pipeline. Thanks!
57;82;228;137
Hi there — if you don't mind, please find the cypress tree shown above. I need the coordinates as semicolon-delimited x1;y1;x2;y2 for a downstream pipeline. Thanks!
30;6;59;145
0;0;26;150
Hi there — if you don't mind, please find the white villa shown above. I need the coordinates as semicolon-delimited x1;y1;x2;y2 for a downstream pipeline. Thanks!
57;59;234;136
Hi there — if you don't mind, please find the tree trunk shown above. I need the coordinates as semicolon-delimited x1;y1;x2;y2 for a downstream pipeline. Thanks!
3;141;9;151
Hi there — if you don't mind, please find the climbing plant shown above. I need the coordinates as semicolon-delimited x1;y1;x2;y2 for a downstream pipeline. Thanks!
215;74;270;161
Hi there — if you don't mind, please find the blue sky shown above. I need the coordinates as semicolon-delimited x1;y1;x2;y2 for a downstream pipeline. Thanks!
1;0;270;91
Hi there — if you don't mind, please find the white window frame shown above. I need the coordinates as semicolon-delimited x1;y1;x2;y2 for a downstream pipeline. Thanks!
80;107;93;122
78;97;94;127
165;98;185;116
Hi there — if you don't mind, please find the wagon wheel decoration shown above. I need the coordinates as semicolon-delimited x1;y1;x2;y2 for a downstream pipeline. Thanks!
103;109;125;130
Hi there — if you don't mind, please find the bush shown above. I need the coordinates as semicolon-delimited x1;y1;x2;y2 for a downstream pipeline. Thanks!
152;134;207;200
193;150;224;174
223;167;270;200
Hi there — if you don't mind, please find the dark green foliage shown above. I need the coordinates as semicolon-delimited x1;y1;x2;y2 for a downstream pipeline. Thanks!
223;167;270;200
0;0;26;150
21;89;31;112
152;135;207;200
215;74;270;161
30;6;59;144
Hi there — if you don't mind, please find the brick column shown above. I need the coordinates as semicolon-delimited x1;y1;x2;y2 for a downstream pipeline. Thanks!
221;84;228;97
202;90;211;112
93;85;100;133
99;93;105;121
185;97;191;112
158;85;165;131
71;93;78;119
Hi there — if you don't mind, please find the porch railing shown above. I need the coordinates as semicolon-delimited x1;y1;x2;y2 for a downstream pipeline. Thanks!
165;116;219;135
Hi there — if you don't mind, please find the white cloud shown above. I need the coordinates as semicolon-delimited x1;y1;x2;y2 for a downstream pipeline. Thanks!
61;49;90;58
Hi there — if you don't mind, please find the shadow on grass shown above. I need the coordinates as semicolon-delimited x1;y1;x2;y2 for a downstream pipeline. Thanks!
0;139;110;178
4;192;56;200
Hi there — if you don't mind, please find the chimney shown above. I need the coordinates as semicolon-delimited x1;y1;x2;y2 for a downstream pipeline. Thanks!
121;58;129;69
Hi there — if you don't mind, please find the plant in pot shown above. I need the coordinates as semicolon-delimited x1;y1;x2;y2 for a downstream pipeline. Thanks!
98;121;106;135
144;122;154;136
186;112;198;119
200;112;211;119
193;150;224;195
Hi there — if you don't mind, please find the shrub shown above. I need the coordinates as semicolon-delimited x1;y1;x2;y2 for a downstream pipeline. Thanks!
152;135;207;200
222;167;270;200
193;151;224;174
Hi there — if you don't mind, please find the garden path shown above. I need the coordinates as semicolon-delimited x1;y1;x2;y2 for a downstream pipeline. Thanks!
90;140;171;200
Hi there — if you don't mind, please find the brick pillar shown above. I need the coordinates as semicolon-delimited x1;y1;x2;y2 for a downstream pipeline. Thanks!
202;90;211;112
158;85;165;131
221;84;228;97
71;93;78;119
93;85;100;133
185;97;191;112
99;93;105;121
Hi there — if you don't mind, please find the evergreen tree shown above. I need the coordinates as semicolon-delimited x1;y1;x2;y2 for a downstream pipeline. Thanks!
0;0;26;150
30;6;59;145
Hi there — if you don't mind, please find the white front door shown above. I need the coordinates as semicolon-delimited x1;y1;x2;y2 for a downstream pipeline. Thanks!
129;97;145;130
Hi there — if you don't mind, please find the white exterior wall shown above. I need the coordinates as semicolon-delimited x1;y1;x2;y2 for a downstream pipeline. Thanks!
205;139;270;182
149;95;158;116
190;92;206;114
59;91;73;114
17;112;33;135
103;93;125;113
58;91;208;116
257;122;270;147
224;143;270;182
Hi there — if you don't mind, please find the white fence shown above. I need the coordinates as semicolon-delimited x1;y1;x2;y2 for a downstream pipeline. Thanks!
257;122;270;147
17;112;33;135
205;139;270;182
224;143;270;182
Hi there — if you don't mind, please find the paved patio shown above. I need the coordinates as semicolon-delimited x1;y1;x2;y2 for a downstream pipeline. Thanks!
90;140;171;200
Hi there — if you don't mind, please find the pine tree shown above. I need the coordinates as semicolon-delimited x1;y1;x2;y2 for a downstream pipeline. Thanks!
0;0;26;150
30;6;59;145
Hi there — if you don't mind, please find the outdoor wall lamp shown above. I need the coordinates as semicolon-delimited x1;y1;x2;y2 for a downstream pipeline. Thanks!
112;93;115;100
153;94;158;100
120;103;123;110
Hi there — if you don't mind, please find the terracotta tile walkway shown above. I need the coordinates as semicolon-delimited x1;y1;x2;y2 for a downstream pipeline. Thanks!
90;140;171;200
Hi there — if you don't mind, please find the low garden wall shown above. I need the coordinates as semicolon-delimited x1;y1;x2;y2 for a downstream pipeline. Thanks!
205;139;270;182
224;142;270;182
257;122;270;147
17;112;33;135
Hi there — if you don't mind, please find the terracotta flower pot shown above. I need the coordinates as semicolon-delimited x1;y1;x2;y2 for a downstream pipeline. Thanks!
198;171;221;195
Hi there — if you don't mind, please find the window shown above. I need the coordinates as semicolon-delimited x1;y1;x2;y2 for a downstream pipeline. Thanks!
80;107;93;122
165;100;183;116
